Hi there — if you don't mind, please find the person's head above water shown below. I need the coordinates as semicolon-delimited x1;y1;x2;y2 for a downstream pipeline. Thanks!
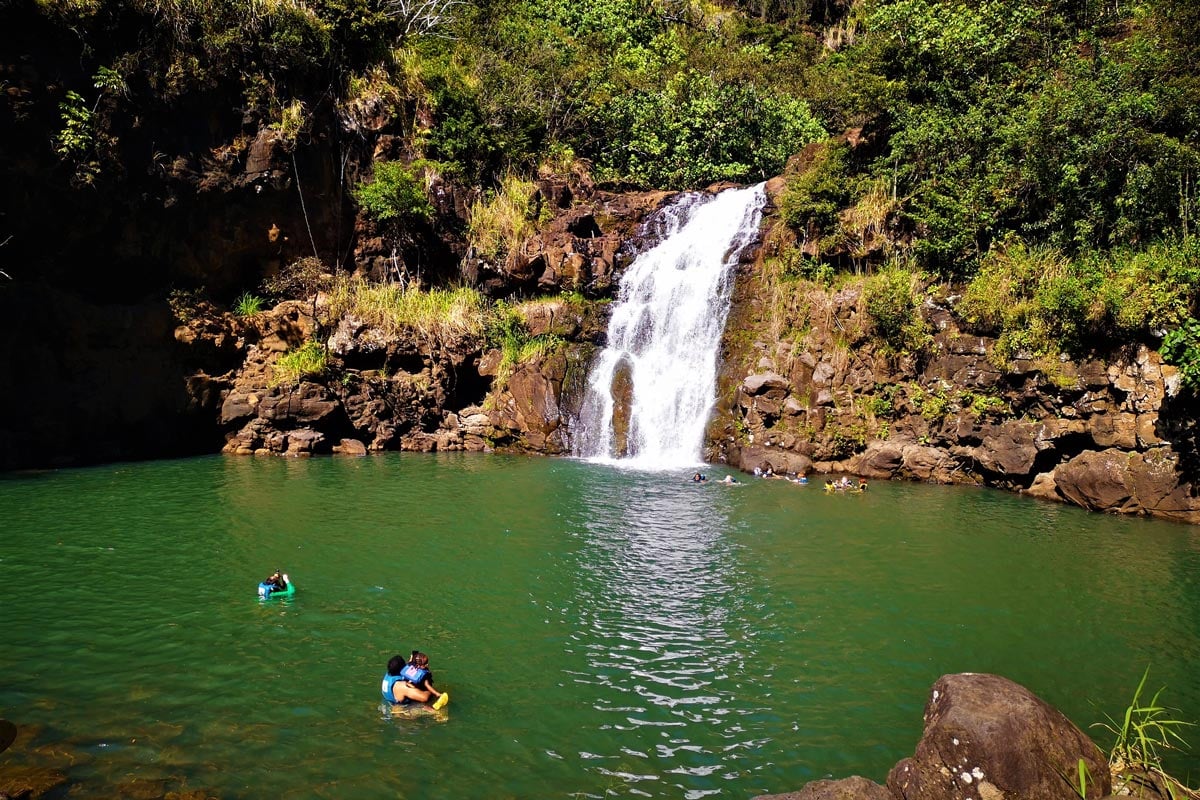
387;655;407;675
409;650;430;668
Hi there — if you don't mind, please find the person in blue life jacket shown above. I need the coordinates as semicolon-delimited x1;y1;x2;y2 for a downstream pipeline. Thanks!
381;651;443;706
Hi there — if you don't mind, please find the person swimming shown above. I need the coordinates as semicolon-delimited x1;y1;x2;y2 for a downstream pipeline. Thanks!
692;472;708;483
264;570;288;590
382;651;446;707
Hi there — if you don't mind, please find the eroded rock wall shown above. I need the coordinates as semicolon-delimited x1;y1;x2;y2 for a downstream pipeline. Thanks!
713;262;1200;524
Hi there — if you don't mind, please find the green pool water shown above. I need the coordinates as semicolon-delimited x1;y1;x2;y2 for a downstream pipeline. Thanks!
2;453;1200;798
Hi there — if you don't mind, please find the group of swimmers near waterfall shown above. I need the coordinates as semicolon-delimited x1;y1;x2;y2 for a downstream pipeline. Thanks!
690;469;867;492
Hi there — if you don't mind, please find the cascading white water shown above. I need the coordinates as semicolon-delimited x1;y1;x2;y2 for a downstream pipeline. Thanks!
573;183;767;469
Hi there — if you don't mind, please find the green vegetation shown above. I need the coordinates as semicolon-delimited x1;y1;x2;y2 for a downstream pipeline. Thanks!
958;239;1200;363
862;266;929;355
233;292;267;318
467;174;544;264
327;278;486;340
20;0;1200;370
1093;668;1196;798
54;90;97;185
485;301;564;389
910;382;951;422
1161;319;1200;394
828;420;869;458
957;390;1008;419
353;161;436;224
167;287;208;324
271;340;329;387
779;141;850;237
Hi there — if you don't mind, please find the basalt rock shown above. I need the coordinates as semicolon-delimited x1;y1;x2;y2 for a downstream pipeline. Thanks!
757;674;1111;800
716;262;1200;522
487;350;570;453
887;674;1110;800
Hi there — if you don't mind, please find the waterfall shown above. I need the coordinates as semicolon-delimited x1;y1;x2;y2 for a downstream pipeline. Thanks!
572;183;767;469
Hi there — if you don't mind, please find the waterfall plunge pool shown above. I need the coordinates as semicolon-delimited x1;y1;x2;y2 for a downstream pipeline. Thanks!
3;453;1200;798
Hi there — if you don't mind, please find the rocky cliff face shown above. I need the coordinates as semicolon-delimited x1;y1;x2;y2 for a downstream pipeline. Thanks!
164;184;669;463
709;201;1200;524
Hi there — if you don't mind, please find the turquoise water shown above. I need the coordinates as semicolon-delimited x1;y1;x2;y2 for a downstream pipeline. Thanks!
2;454;1200;798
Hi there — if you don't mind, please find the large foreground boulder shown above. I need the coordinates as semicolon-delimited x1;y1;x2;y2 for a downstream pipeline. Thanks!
754;674;1114;800
887;673;1110;800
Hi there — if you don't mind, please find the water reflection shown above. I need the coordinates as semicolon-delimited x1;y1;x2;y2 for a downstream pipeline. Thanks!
564;465;774;794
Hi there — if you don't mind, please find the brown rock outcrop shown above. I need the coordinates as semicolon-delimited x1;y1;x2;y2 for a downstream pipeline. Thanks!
716;269;1200;522
487;350;570;453
887;674;1110;800
758;674;1112;800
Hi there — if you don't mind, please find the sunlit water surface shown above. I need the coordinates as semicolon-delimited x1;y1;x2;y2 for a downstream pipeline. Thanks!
3;454;1200;798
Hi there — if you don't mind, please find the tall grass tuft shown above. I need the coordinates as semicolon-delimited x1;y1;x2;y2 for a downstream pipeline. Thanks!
271;340;328;387
1094;667;1196;797
485;301;563;390
837;176;899;268
234;291;266;318
467;173;541;264
327;277;485;340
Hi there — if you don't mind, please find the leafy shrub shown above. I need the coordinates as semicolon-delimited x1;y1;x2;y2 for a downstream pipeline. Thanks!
779;141;850;235
958;390;1008;418
829;423;868;458
590;69;826;188
353;160;435;224
1161;318;1200;393
1095;240;1200;335
863;266;929;354
910;382;951;421
55;90;98;184
960;238;1200;361
423;77;510;185
168;287;208;323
